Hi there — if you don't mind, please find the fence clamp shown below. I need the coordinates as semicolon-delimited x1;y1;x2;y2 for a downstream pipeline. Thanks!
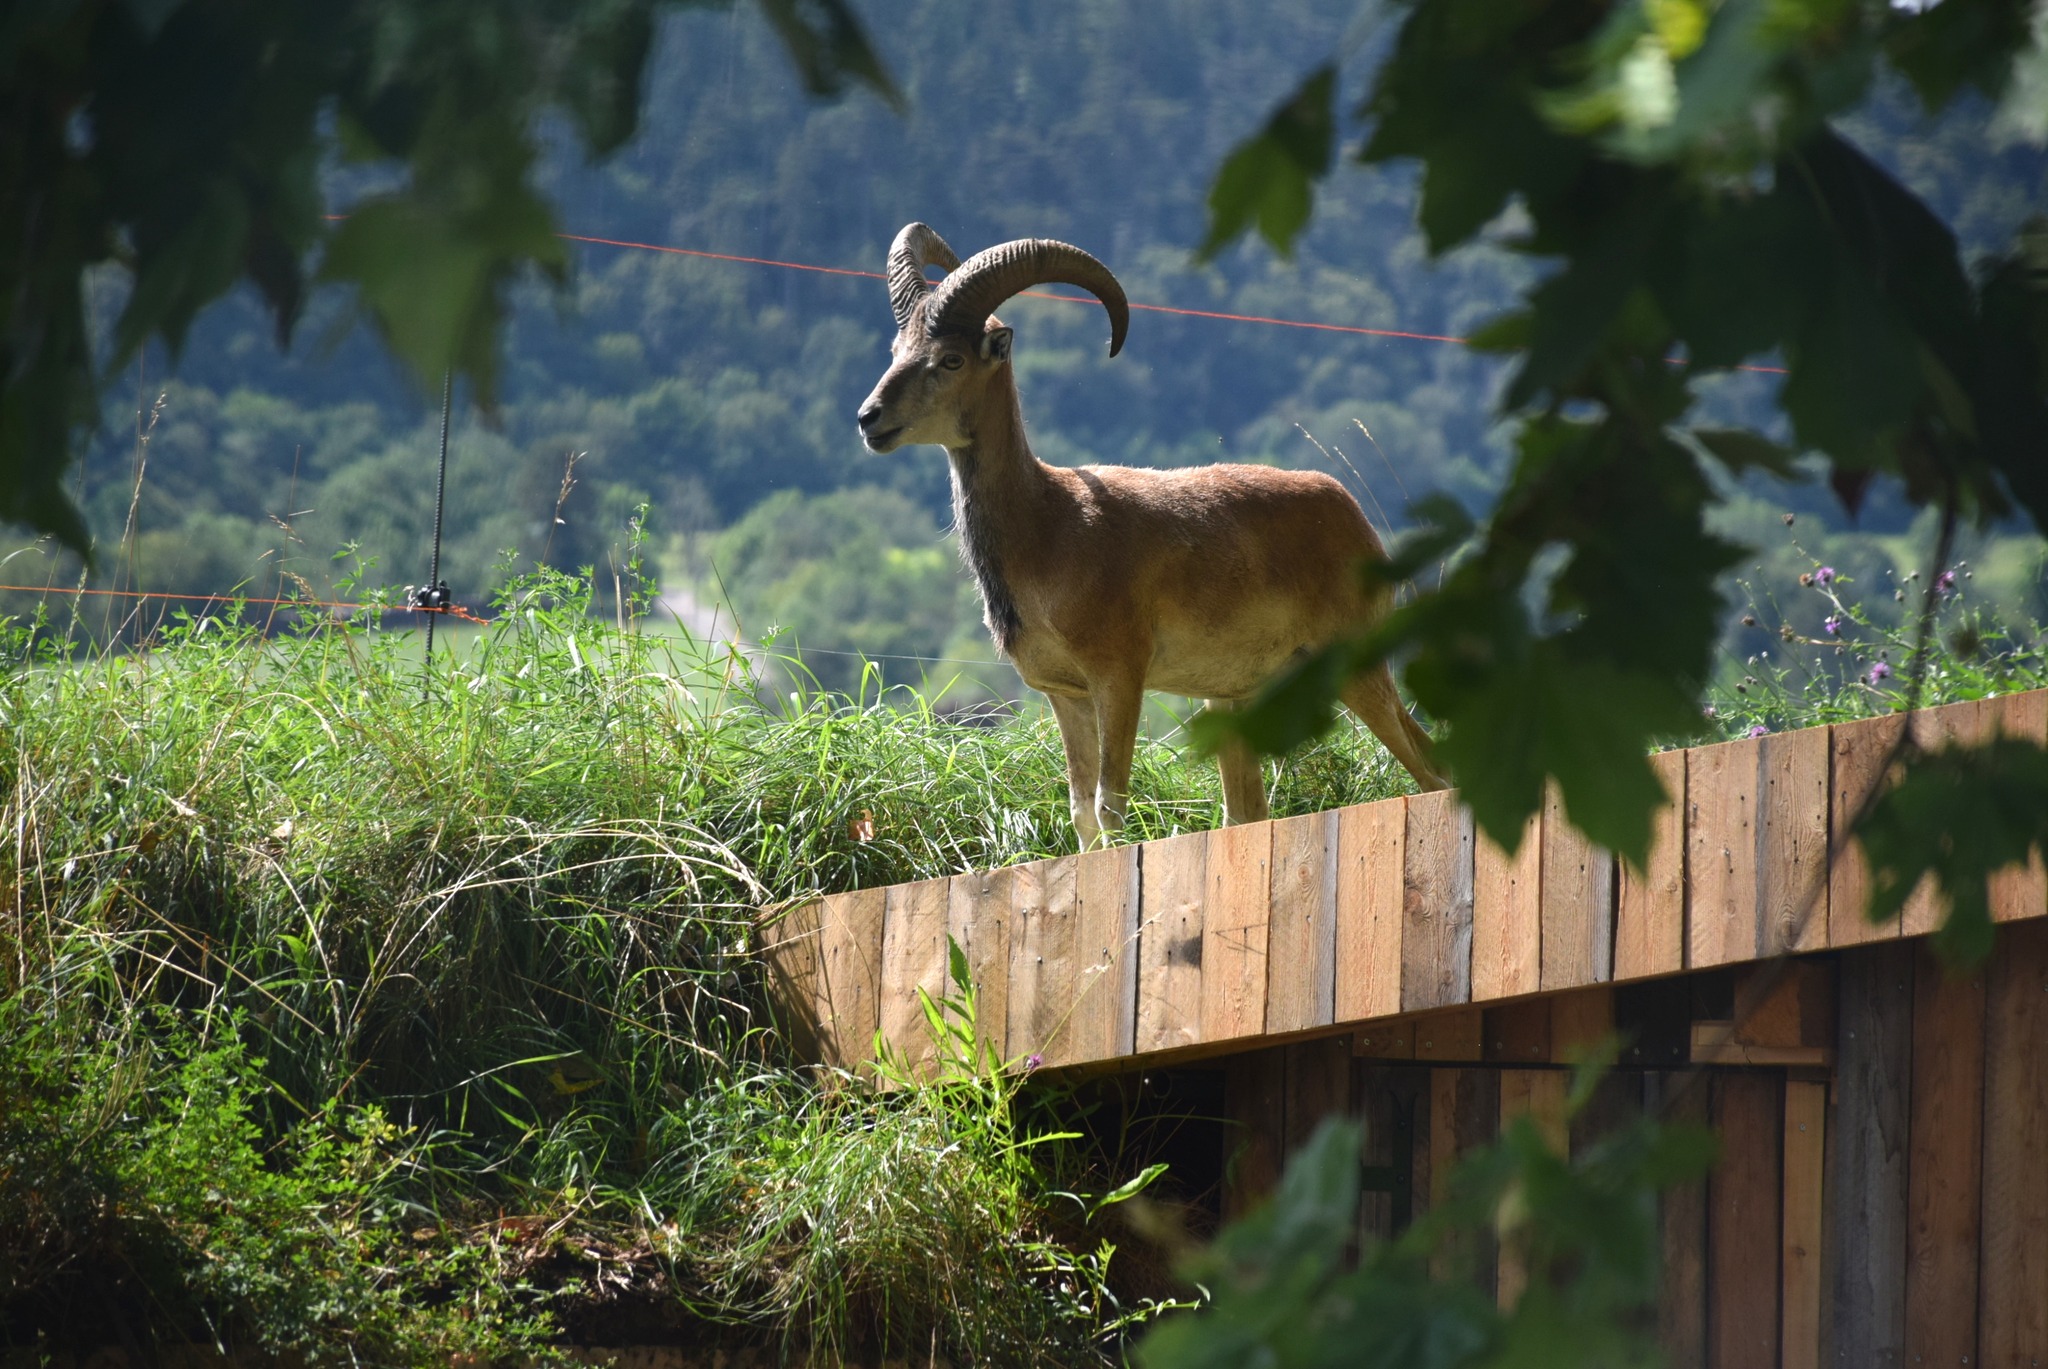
404;581;453;612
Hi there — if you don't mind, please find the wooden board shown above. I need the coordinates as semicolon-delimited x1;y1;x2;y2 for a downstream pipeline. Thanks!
814;886;886;1071
1688;735;1763;968
1903;699;1985;936
1758;726;1830;954
1781;1079;1826;1369
1429;1066;1499;1290
1354;1063;1405;1245
1413;1007;1483;1062
1830;712;1908;946
1656;1071;1709;1369
1540;783;1615;989
1496;1069;1568;1310
1402;791;1475;1012
1266;811;1339;1034
1483;998;1552;1065
1335;796;1406;1021
1988;690;2048;924
1136;831;1206;1055
1472;812;1541;1002
1202;821;1274;1043
759;900;821;1062
1283;1034;1355;1155
1828;941;1912;1367
1903;943;1984;1369
1549;986;1614;1065
1005;857;1077;1065
1616;748;1687;981
947;867;1013;1067
1979;918;2048;1363
879;878;953;1076
1223;1046;1287;1219
1709;1071;1783;1369
1054;844;1141;1065
1353;1019;1415;1058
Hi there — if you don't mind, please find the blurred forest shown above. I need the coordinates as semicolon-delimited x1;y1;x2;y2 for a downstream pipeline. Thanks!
10;0;2045;696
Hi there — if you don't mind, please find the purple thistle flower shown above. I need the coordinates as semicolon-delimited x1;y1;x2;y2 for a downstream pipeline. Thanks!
1868;661;1893;683
1813;566;1835;587
1936;569;1957;595
1823;613;1843;636
1747;724;1770;738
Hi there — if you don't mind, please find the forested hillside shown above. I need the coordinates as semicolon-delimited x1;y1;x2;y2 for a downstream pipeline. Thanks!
12;0;2045;689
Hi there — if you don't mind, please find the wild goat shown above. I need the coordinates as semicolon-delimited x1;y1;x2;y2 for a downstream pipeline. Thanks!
856;223;1449;846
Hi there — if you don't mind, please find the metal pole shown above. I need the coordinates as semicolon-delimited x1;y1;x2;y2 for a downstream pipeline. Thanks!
424;370;452;690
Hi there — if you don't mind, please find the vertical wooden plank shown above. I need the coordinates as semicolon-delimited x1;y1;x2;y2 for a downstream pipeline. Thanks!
1709;1071;1784;1369
1429;1067;1499;1291
1616;747;1687;981
1831;712;1907;947
1267;811;1339;1034
1904;942;1984;1369
1759;726;1831;954
1005;857;1077;1065
1223;1046;1287;1219
1689;735;1763;968
1202;821;1274;1044
1403;790;1474;1012
1472;812;1542;1003
1284;1034;1355;1156
1897;699;1988;939
1828;941;1913;1368
947;867;1012;1067
1541;782;1616;989
760;900;822;1062
1355;1062;1402;1245
880;878;952;1075
1051;844;1140;1066
1781;1079;1825;1369
1988;689;2048;924
1136;831;1206;1055
1656;1070;1710;1369
815;886;887;1072
1336;797;1406;1021
1496;1069;1568;1309
1980;919;2048;1363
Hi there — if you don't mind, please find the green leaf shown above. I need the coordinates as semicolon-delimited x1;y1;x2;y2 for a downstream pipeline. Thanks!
1857;735;2048;967
1199;65;1337;260
1688;427;1795;476
756;0;902;110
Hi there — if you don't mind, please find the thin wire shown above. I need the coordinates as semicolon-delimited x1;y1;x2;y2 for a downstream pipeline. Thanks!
557;228;1790;374
0;583;488;624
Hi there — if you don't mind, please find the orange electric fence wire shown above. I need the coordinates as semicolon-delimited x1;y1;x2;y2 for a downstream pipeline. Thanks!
554;229;1788;373
0;583;489;625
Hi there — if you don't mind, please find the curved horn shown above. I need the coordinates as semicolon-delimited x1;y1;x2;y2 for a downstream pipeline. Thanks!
886;222;961;333
925;238;1130;357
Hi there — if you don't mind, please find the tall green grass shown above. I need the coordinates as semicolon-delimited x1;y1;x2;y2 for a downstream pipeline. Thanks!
0;565;1395;1362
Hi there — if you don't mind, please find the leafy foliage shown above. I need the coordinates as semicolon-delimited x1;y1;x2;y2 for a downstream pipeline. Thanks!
0;0;891;556
1202;0;2048;876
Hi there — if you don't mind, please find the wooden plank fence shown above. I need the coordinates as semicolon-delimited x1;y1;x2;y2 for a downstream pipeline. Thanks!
764;691;2048;1077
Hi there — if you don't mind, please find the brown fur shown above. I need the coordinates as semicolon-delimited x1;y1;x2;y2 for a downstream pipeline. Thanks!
858;306;1448;845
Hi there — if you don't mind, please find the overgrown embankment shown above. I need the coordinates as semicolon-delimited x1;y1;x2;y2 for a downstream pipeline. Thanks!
0;571;1415;1364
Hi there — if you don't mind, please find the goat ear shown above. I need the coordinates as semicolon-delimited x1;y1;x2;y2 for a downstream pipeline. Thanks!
979;327;1013;364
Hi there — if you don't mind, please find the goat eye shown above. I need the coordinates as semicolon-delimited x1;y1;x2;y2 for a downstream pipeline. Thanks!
939;354;965;371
